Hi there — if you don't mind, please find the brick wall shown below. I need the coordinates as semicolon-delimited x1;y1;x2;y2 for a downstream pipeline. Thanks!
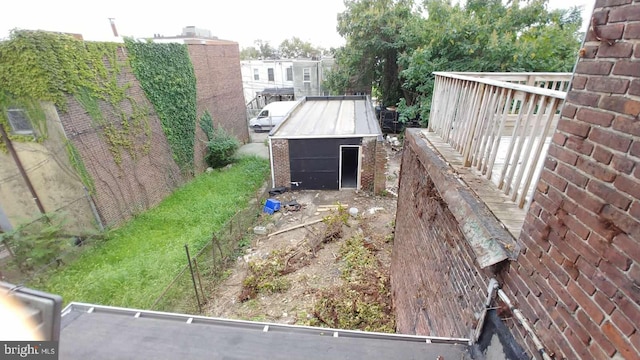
271;139;290;188
59;48;183;227
188;41;249;174
360;138;377;191
498;1;640;358
374;139;387;194
392;1;640;359
391;138;491;338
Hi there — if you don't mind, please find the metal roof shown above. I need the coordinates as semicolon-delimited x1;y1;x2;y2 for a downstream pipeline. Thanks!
60;303;472;360
271;96;382;139
260;87;295;95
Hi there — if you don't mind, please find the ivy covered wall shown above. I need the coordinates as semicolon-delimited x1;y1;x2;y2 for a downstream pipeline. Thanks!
0;30;248;228
57;47;184;227
125;40;198;174
0;31;189;227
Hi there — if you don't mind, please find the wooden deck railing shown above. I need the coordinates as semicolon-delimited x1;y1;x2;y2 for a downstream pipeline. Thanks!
428;72;570;208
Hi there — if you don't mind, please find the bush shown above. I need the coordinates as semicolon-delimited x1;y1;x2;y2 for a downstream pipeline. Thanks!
1;213;70;271
204;126;240;168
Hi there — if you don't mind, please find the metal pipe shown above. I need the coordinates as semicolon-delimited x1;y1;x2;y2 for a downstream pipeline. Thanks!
84;187;104;231
108;18;119;37
497;288;553;360
0;124;46;215
472;278;499;342
268;137;275;188
185;244;202;313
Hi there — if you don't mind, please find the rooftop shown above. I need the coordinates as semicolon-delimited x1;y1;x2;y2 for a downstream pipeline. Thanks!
271;96;382;139
60;303;471;360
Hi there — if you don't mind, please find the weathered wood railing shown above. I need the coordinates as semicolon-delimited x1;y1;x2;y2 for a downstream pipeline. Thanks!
428;72;570;208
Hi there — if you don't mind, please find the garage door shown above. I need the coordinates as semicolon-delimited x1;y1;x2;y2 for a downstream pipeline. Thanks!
288;138;361;190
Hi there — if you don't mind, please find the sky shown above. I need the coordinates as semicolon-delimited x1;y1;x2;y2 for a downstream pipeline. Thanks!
0;0;595;50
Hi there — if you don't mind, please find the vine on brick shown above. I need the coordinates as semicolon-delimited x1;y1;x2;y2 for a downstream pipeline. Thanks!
0;30;151;166
124;39;197;174
64;140;96;195
199;110;215;141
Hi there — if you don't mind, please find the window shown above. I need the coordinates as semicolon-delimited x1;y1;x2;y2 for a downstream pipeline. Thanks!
286;67;293;81
6;108;34;135
253;69;259;81
268;68;274;82
303;68;311;82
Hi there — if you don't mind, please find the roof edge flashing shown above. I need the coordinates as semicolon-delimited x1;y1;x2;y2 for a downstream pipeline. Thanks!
405;129;520;268
62;302;471;345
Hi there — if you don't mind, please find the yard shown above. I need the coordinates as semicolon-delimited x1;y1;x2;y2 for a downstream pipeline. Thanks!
202;143;404;332
34;156;270;308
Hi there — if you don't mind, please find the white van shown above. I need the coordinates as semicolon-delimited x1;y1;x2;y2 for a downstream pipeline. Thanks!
249;101;299;132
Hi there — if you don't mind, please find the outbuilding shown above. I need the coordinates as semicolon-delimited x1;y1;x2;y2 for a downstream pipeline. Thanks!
268;96;386;192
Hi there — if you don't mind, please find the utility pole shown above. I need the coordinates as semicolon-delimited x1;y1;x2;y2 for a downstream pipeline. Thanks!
0;124;46;215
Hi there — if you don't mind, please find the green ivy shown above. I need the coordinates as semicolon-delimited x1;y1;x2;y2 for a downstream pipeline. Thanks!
199;110;214;141
124;39;197;174
0;30;151;167
0;30;86;110
64;140;96;195
204;125;239;169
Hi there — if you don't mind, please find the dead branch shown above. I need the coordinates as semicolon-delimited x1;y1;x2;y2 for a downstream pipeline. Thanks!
267;218;323;238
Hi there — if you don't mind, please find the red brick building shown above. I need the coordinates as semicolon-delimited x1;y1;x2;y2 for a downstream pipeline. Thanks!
391;1;640;358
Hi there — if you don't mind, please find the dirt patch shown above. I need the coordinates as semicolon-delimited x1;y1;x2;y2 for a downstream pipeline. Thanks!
204;143;402;329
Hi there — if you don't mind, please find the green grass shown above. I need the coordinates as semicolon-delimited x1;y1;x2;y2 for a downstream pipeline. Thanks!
35;156;269;308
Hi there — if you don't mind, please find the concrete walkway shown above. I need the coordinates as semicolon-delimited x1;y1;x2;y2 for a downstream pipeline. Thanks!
237;142;269;159
237;128;269;159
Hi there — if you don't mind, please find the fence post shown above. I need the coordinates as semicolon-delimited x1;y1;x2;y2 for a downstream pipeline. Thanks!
185;244;202;313
193;257;206;306
211;233;217;272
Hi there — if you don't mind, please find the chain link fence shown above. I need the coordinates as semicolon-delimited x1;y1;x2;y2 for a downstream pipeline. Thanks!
0;209;104;284
150;188;268;314
1;184;268;316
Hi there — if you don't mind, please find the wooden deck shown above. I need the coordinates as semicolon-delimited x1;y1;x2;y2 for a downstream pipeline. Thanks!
422;72;571;239
422;130;527;240
428;72;568;209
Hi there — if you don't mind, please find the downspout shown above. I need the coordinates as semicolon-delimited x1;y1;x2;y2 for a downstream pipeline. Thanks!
84;187;104;232
472;278;499;342
497;288;553;360
478;278;553;360
268;136;275;188
0;124;46;215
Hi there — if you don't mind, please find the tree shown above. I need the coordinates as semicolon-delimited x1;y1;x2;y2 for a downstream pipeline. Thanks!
397;0;582;123
240;46;260;60
254;39;278;59
324;45;374;96
278;37;321;59
334;0;419;106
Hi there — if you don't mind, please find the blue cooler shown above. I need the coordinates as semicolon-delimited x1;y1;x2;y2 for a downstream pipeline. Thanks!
263;198;281;214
